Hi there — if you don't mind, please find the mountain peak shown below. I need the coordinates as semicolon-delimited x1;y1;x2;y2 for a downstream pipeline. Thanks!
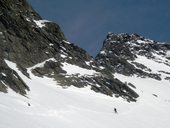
104;32;154;46
0;0;40;18
96;32;170;79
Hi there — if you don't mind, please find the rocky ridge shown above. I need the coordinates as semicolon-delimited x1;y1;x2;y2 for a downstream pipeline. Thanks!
96;33;170;82
0;0;138;101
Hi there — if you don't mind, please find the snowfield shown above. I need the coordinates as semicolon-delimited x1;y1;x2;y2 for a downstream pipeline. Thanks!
167;51;170;57
0;58;170;128
62;62;98;77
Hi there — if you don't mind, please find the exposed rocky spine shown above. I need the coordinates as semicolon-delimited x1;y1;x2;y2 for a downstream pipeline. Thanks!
96;33;170;81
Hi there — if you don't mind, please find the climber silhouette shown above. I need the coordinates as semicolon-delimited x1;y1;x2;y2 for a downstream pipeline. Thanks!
114;108;117;113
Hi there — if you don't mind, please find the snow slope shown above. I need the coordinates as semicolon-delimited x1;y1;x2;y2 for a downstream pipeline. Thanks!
0;59;170;128
62;62;98;76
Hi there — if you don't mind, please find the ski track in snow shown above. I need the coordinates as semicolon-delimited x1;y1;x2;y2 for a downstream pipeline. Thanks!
0;58;170;128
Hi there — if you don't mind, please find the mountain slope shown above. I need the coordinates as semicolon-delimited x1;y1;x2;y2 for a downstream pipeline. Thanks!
96;33;170;80
0;1;170;128
1;55;170;128
96;32;170;101
0;0;138;101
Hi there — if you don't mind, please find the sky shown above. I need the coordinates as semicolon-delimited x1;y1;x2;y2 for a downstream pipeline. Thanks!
27;0;170;56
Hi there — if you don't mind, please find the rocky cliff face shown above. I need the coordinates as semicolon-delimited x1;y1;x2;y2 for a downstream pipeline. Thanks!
96;33;170;82
0;0;138;101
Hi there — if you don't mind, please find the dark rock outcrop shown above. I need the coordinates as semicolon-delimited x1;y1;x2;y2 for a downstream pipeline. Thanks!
96;33;170;81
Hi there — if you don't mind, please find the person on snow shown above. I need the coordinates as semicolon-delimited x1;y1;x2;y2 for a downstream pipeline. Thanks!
114;108;118;113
